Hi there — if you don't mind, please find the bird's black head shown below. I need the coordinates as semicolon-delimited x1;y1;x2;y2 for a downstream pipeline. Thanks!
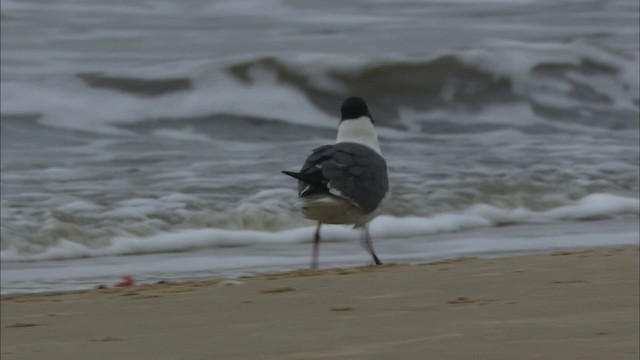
340;96;373;123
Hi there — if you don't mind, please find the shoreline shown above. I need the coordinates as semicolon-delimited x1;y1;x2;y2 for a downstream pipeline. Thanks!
1;242;635;300
2;245;638;360
3;217;638;296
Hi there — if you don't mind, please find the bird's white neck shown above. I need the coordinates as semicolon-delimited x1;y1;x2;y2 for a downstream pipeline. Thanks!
336;116;382;155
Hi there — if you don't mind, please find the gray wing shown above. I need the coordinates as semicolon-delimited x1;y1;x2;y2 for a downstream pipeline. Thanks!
295;142;389;214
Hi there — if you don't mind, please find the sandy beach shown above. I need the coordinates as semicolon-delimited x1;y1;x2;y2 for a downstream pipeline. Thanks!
2;246;638;360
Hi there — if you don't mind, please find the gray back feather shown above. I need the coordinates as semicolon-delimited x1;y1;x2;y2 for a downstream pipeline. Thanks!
297;142;388;214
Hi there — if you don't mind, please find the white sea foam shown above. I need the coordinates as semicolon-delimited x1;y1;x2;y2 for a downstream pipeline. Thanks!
2;193;636;263
545;193;640;220
3;218;637;295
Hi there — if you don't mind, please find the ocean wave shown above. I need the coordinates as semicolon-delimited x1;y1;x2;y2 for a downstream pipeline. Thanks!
2;193;637;262
76;73;193;96
1;40;637;135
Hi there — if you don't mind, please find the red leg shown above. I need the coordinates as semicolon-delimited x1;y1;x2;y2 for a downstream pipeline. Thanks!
311;222;322;269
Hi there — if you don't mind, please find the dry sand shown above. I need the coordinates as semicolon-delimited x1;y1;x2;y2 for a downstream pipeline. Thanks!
2;246;638;360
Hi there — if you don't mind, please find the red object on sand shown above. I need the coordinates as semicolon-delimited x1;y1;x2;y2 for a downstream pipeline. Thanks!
114;275;134;287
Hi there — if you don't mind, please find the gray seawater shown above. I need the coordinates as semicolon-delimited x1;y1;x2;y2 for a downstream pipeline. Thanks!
1;0;638;293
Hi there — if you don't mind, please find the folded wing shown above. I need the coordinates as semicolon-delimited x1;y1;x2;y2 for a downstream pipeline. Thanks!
282;142;388;214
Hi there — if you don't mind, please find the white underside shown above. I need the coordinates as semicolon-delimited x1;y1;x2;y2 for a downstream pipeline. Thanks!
297;194;379;228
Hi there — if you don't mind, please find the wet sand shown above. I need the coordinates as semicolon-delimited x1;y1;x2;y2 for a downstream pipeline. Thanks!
2;246;638;360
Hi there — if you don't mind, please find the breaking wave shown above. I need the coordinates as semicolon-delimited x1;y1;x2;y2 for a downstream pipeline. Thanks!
1;193;637;262
2;40;638;135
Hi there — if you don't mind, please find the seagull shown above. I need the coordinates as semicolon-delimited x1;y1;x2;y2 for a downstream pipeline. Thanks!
283;96;389;268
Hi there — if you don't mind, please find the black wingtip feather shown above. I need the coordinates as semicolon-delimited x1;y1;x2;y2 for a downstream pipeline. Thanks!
282;170;328;196
282;171;315;184
282;170;300;179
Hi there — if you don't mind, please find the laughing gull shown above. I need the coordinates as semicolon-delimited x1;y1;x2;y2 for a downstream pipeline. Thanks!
283;96;389;268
